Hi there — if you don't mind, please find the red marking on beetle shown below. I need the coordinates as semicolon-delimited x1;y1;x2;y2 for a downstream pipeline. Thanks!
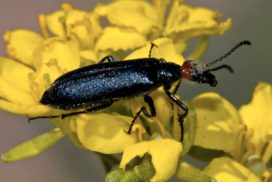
181;61;193;80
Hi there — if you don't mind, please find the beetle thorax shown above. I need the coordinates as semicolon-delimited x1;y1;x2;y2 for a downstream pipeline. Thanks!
156;63;181;85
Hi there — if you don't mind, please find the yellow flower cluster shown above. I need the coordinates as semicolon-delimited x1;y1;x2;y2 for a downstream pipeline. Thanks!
1;0;270;181
191;82;272;182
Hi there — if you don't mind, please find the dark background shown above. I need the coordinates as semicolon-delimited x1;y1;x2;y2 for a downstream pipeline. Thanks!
0;0;271;181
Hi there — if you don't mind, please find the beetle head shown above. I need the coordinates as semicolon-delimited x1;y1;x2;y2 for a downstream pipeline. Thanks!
180;40;251;86
181;60;218;86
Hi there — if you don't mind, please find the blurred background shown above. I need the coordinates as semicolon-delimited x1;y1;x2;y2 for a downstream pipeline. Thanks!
0;0;271;181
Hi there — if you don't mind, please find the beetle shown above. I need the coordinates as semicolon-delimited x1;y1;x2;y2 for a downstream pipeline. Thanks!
28;40;251;140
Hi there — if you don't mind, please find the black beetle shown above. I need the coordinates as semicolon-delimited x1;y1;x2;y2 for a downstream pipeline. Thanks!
29;41;251;139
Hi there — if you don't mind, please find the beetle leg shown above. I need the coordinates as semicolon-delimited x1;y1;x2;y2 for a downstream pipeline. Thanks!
99;55;115;63
142;95;156;117
27;100;113;121
60;100;113;118
177;114;185;141
172;80;181;94
126;106;145;134
125;95;156;134
148;42;158;58
164;87;188;141
126;95;155;134
164;89;188;119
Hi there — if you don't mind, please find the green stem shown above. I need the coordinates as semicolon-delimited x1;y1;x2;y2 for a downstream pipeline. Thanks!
98;153;120;173
175;161;215;182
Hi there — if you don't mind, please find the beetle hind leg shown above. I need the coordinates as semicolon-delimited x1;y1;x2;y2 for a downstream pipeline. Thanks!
142;95;156;117
126;95;156;134
27;100;113;121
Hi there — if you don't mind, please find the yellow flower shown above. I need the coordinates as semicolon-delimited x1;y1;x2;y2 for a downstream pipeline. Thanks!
204;157;261;182
1;30;79;116
239;82;272;163
120;139;182;182
39;3;102;50
190;92;245;155
190;82;272;181
95;0;231;57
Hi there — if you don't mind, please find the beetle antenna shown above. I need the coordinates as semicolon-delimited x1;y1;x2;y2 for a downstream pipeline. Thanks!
206;64;234;73
205;40;251;68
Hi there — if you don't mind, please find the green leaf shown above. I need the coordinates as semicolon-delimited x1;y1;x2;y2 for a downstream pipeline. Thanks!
98;153;120;172
106;168;142;182
106;153;156;182
245;156;267;178
132;153;156;181
2;128;64;162
125;153;155;181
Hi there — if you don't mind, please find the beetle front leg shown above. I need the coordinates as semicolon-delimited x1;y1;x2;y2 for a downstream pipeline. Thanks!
172;80;181;94
99;55;115;63
164;85;188;118
164;86;188;141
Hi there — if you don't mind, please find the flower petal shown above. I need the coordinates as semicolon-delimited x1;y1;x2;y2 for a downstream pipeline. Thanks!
2;128;64;162
153;0;170;26
65;9;101;48
51;117;83;148
204;157;261;182
0;57;37;105
165;4;232;39
239;82;272;161
175;161;214;182
0;81;35;105
76;113;138;154
150;91;173;128
0;100;53;116
95;27;147;51
33;38;80;87
80;50;99;66
4;30;43;66
67;12;102;49
125;37;184;65
44;10;66;37
95;0;158;35
152;38;185;65
191;92;244;154
34;38;80;72
120;139;182;182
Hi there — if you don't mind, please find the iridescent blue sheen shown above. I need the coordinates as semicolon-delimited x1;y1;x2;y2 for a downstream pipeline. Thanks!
41;58;181;109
